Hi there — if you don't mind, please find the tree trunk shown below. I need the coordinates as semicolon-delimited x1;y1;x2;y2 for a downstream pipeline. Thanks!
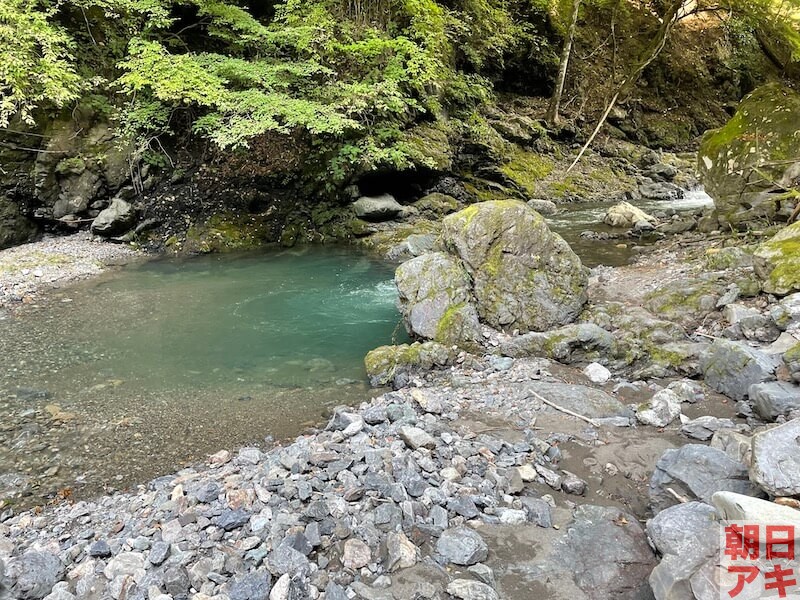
567;0;685;172
546;0;582;126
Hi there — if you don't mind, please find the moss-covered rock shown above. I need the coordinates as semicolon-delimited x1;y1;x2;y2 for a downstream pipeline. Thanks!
364;342;460;387
0;196;37;250
413;193;459;216
395;252;481;347
698;83;800;227
498;147;554;197
184;213;272;253
441;200;588;332
401;122;454;172
753;221;800;295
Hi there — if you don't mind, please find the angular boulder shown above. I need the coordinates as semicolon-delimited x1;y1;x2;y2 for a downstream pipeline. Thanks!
0;195;37;250
395;252;480;346
750;418;800;497
91;198;135;236
352;194;403;222
750;381;800;421
649;444;763;513
700;339;777;400
441;200;587;332
754;221;800;295
699;83;800;227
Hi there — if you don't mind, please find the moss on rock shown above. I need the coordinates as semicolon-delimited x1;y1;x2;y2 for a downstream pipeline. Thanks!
754;221;800;295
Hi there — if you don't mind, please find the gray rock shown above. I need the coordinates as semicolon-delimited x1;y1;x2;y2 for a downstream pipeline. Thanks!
710;429;752;464
148;541;170;566
649;444;762;513
91;198;135;236
527;198;557;215
750;381;800;421
603;201;657;228
441;200;587;332
353;194;403;222
228;569;272;600
398;426;436;450
324;582;348;600
666;380;704;404
385;532;417;572
446;579;499;600
519;497;552;528
680;416;737;441
739;315;781;343
561;472;587;496
646;502;718;557
700;339;777;400
269;541;310;576
214;508;251;531
750;418;800;496
528;381;630;419
194;481;220;503
385;233;437;261
771;292;800;331
88;540;111;558
639;181;682;201
636;389;682;427
435;527;488;566
4;551;63;600
712;491;800;527
395;252;481;346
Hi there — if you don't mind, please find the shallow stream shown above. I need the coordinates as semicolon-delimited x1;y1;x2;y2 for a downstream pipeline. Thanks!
0;247;406;506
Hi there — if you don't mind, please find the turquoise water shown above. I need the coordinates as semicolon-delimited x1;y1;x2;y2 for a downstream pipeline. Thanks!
83;246;407;388
0;246;407;505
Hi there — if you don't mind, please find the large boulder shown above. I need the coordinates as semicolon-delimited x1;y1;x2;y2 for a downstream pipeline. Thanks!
0;196;36;250
352;194;404;222
754;221;800;295
364;342;459;387
441;200;587;332
750;418;800;497
395;252;480;346
91;198;135;236
698;83;800;227
700;339;777;401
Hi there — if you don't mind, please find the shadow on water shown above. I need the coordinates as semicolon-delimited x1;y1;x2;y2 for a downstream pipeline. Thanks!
0;245;409;507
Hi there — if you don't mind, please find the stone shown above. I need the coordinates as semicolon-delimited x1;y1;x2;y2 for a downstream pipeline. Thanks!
710;429;752;464
771;293;800;331
385;233;438;262
352;194;404;222
446;579;499;600
647;501;719;557
519;497;552;528
700;339;777;400
414;192;459;215
91;198;135;236
667;380;704;404
756;224;800;296
148;541;170;566
342;538;371;570
712;491;800;527
636;389;681;427
528;381;629;419
364;342;459;387
269;542;310;576
87;540;111;558
103;552;145;581
603;201;657;228
739;314;781;342
395;252;481;346
750;418;800;497
527;198;558;215
640;181;682;201
680;416;737;441
700;83;800;227
441;200;587;332
385;532;418;572
750;381;800;421
583;362;611;384
435;527;488;566
228;569;272;600
561;472;587;496
649;444;762;513
4;551;63;600
398;426;436;450
214;509;250;531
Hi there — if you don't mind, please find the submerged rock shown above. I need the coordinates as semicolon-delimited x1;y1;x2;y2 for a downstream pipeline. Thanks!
441;200;587;332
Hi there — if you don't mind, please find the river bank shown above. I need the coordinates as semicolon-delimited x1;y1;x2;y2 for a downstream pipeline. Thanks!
0;234;143;313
